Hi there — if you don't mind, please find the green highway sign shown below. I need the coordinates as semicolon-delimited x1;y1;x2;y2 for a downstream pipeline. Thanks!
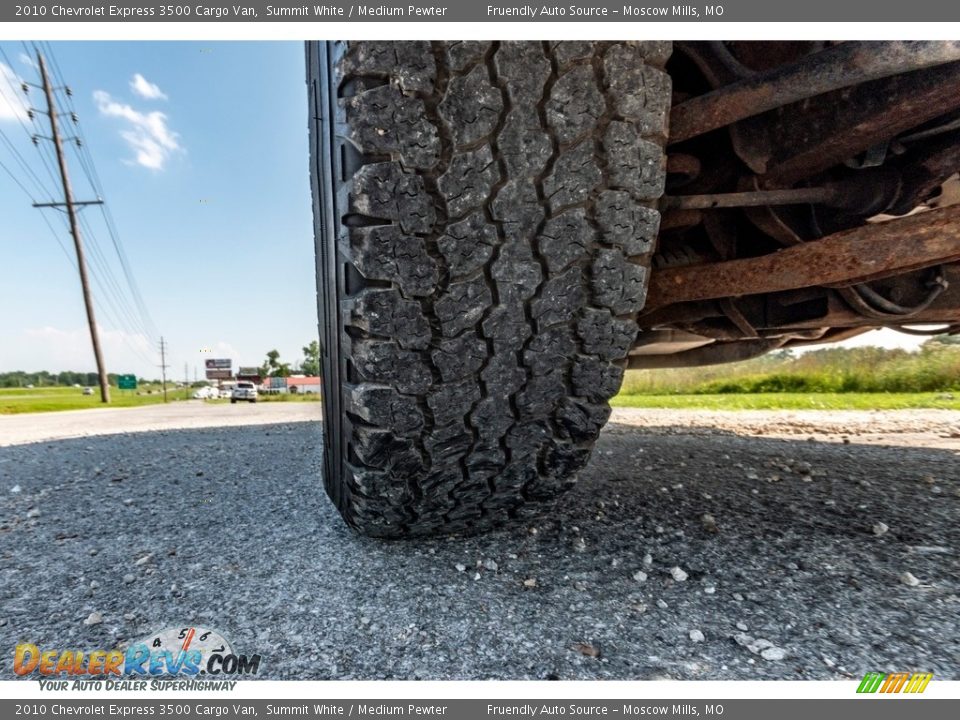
117;374;137;390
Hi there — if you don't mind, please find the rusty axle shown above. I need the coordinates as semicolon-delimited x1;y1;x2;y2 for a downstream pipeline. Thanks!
645;205;960;310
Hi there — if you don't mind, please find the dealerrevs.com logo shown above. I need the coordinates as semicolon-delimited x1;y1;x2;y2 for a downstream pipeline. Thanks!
14;626;262;682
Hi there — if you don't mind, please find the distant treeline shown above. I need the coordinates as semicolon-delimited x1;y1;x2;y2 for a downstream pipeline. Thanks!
620;336;960;395
0;371;155;388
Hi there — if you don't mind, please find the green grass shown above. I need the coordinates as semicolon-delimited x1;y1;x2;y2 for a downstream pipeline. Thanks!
0;385;322;414
610;392;960;410
0;385;187;415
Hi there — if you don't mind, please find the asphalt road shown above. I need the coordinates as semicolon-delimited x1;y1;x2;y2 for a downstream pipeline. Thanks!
1;405;957;680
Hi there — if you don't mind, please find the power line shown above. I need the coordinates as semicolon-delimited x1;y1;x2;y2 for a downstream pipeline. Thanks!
2;42;162;373
40;41;160;341
34;51;111;403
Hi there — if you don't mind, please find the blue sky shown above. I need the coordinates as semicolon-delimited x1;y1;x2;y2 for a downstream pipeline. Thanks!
0;41;316;380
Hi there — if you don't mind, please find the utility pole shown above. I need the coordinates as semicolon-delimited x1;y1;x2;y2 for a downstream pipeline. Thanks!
159;336;169;403
184;363;189;400
35;53;110;403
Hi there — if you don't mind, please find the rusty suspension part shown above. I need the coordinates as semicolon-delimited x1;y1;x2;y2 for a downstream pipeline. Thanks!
669;41;960;144
645;205;960;310
663;186;836;211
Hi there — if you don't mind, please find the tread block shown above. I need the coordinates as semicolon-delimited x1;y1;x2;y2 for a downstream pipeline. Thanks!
595;190;659;257
550;41;596;67
424;425;474;465
438;65;504;147
342;85;440;170
351;340;432;395
577;308;638;361
494;42;551;107
471;396;516;442
546;64;604;144
427;378;482;427
499;107;552;178
625;40;673;65
537;208;594;272
554;398;612;443
352;426;423;475
525;325;576;375
339;41;436;94
506;420;551;458
349;225;438;297
431;331;488;382
438;145;500;218
481;351;527;397
604;121;666;202
345;289;431;350
346;384;424;435
531;266;585;330
532;441;590;495
491;241;543;304
482;303;532;346
350;162;435;234
572;356;624;402
515;371;566;419
492;179;545;238
435;276;493;337
592;249;648;314
544;139;602;212
465;441;507;477
444;41;491;73
438;212;497;279
603;44;671;139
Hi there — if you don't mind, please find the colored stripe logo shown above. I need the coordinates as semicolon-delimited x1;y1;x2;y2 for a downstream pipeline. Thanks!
857;672;933;694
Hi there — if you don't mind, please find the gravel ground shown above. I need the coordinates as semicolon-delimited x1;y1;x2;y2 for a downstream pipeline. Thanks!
1;408;958;680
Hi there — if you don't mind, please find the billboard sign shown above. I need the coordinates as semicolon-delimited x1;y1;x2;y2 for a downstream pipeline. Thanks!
205;358;231;369
205;369;232;380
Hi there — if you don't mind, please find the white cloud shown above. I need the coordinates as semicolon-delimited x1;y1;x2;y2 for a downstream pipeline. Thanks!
129;73;167;101
0;63;29;123
93;89;182;170
18;53;37;69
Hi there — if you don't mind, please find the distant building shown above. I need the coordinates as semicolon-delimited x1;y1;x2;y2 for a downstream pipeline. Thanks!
286;376;320;394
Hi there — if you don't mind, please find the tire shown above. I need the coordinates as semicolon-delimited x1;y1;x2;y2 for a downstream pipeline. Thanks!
308;41;670;537
230;399;236;404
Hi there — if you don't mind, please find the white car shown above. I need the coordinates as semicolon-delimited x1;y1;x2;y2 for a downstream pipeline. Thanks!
231;382;258;404
192;387;217;400
219;387;233;399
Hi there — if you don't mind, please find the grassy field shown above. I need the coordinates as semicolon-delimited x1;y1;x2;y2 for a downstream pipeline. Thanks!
0;385;188;414
611;392;960;410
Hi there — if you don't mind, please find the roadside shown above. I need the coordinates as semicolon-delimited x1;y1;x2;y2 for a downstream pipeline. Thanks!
611;408;960;451
611;392;960;411
1;401;957;451
0;400;320;447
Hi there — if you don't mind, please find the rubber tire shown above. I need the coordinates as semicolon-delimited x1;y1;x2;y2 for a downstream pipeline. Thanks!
308;41;670;537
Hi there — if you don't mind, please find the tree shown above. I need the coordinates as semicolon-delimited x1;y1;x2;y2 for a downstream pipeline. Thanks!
261;349;292;378
301;340;320;376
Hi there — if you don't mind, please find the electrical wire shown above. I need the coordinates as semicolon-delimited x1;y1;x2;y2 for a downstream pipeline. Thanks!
1;41;161;369
39;41;161;341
